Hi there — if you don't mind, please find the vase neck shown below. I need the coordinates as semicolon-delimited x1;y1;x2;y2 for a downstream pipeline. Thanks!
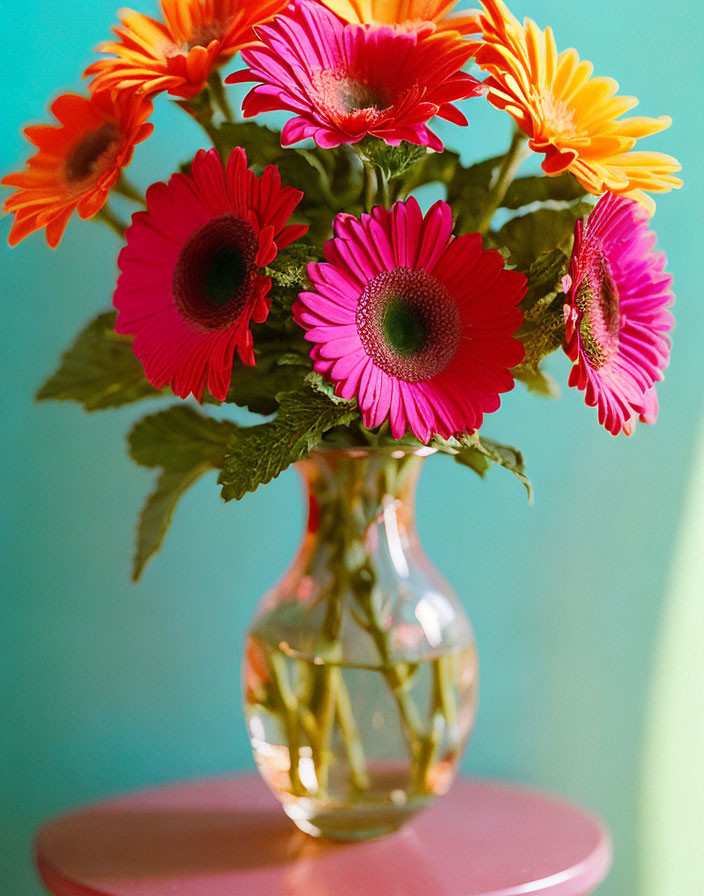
296;449;426;546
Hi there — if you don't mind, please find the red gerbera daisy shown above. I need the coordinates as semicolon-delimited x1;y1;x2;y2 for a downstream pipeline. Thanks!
114;147;308;401
2;90;153;248
227;0;483;151
293;198;526;443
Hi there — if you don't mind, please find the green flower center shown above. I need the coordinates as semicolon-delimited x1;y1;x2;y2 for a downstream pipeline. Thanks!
382;299;427;357
173;215;258;330
575;248;621;370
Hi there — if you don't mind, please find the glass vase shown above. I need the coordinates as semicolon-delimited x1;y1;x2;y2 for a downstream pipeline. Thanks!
242;447;478;841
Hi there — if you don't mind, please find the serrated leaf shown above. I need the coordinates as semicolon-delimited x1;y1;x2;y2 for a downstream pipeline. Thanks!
305;371;349;405
265;243;318;291
502;172;586;210
36;311;160;411
357;137;429;181
520;249;569;313
454;446;491;477
219;389;359;501
128;405;238;578
435;432;532;501
133;465;210;581
129;405;238;471
491;201;593;268
514;249;569;369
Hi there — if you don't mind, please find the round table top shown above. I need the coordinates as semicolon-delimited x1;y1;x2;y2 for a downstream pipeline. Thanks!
35;774;611;896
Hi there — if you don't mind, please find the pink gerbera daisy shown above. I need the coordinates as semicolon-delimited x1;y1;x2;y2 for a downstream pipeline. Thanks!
293;198;526;442
114;147;308;401
226;1;483;151
562;192;674;436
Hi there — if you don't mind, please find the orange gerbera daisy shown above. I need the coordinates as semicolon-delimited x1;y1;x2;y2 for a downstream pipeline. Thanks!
321;0;480;34
469;0;682;210
3;91;153;248
84;0;288;100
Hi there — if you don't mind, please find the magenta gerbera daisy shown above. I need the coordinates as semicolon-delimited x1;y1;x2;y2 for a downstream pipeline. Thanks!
562;192;674;436
225;1;483;151
114;147;308;401
293;198;526;442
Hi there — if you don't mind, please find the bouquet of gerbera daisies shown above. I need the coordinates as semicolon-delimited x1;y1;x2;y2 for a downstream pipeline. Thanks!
3;0;680;577
3;0;682;844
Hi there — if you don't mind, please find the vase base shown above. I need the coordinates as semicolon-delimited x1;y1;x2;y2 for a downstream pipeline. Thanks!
281;793;432;841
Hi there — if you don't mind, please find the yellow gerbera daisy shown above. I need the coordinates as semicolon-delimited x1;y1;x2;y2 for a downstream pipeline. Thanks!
469;0;682;211
320;0;480;34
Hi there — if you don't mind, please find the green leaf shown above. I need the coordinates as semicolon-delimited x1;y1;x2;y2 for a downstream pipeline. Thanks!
520;248;570;312
399;148;461;196
514;249;570;371
357;138;430;181
133;465;210;582
305;371;360;406
128;405;238;578
446;156;504;234
512;363;561;398
36;311;160;410
227;347;309;415
491;201;593;268
502;172;586;210
217;121;288;167
219;389;359;501
129;405;238;471
265;243;318;292
435;432;533;501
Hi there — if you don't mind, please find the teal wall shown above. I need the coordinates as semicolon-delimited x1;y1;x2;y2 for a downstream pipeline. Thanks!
2;2;702;894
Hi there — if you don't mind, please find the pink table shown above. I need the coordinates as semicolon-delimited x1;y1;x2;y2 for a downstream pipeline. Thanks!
35;774;611;896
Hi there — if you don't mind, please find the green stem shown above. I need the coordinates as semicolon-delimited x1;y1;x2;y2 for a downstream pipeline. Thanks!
365;613;425;760
315;664;339;794
413;660;446;792
95;204;128;238
114;172;145;205
379;169;391;207
477;128;531;234
334;670;370;791
268;652;306;796
181;91;226;156
437;654;459;749
363;160;377;212
208;71;235;122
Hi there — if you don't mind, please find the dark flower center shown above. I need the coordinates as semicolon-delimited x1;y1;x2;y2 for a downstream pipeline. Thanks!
65;124;120;184
382;299;427;357
575;247;621;369
173;216;258;330
356;268;461;382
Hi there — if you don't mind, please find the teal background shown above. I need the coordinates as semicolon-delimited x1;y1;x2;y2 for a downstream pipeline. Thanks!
1;1;702;893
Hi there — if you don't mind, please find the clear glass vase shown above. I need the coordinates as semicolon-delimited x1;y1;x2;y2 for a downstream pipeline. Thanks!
243;447;479;841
